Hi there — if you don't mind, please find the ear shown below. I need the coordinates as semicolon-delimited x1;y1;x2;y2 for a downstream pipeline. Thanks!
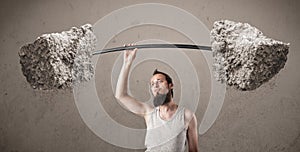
169;83;174;89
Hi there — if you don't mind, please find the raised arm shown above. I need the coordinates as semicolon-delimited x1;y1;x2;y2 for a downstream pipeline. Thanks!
115;44;153;117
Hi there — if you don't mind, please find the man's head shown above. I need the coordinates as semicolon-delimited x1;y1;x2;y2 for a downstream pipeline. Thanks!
150;69;174;107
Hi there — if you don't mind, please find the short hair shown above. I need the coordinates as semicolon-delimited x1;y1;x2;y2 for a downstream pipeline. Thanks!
152;69;174;97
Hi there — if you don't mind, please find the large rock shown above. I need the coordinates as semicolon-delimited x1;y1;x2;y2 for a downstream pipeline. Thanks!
210;20;289;91
19;24;96;90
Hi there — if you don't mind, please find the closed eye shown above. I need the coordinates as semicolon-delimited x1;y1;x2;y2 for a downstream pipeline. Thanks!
150;79;163;87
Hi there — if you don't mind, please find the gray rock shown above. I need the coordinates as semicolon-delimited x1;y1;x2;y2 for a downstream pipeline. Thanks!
211;20;289;91
19;24;96;90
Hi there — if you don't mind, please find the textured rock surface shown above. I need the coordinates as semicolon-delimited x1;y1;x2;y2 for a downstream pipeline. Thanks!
19;24;96;90
210;20;289;91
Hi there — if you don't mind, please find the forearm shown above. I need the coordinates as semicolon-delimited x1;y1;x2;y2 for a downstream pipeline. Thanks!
115;61;132;98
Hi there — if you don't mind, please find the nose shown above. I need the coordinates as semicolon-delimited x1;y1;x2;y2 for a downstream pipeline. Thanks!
152;83;158;90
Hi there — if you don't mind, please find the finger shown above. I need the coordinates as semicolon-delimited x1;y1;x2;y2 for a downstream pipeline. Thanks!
128;43;135;50
133;48;138;53
124;44;128;51
124;44;130;51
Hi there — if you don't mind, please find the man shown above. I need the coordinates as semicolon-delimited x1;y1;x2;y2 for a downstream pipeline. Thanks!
115;44;198;152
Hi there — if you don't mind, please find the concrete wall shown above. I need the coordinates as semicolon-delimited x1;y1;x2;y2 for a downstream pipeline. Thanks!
1;0;299;151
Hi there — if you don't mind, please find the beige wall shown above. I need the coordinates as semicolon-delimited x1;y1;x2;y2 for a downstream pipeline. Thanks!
0;0;299;151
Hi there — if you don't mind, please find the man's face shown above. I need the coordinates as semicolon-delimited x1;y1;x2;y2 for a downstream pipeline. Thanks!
150;74;173;107
150;74;173;97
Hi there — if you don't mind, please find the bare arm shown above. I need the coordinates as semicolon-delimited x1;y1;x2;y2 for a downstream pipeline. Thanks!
186;110;199;152
115;44;153;117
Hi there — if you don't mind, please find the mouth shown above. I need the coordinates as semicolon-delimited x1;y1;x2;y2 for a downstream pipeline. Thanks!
154;89;159;92
153;89;160;96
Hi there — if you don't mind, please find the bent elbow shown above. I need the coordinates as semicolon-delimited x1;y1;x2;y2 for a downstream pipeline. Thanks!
114;94;121;100
115;93;126;101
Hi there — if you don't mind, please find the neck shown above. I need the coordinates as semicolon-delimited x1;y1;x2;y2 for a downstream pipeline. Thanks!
159;99;177;112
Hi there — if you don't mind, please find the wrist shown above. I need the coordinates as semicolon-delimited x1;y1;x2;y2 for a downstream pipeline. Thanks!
123;61;133;68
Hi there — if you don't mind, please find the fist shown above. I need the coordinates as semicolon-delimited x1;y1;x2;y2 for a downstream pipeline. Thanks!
123;43;137;63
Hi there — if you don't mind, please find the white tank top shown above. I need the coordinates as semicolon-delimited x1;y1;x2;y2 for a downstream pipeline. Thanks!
145;106;187;152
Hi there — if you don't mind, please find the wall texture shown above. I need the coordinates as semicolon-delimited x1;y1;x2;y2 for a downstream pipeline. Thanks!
0;0;299;152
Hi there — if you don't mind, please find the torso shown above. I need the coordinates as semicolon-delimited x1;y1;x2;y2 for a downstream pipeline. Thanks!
144;106;190;152
144;105;192;130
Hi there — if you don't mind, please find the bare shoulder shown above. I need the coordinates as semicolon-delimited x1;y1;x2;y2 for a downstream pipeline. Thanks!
144;103;155;114
145;105;155;115
143;105;155;125
184;108;196;128
184;108;195;121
